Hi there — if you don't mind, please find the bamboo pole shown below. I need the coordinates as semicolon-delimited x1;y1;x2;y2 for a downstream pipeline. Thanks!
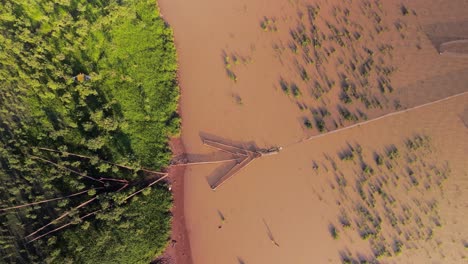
36;147;167;176
170;158;241;166
29;155;104;184
25;197;97;239
211;155;254;190
202;139;251;156
116;184;129;193
98;177;129;184
0;188;102;212
122;174;169;202
27;209;102;243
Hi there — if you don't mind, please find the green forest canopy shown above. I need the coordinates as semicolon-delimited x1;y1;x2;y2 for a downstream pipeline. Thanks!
0;0;179;263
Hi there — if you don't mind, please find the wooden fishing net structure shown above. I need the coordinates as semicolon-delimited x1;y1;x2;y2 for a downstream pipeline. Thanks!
0;139;280;242
200;139;281;190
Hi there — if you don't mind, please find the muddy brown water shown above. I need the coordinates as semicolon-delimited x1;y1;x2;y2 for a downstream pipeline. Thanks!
158;0;468;263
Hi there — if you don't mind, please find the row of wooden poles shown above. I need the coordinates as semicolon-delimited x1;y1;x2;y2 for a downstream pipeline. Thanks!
0;140;262;242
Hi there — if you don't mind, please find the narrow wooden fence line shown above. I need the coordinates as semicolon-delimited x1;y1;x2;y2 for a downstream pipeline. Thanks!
283;91;468;149
439;39;468;56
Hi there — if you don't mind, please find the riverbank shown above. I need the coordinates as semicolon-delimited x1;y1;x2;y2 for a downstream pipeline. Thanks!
155;138;193;264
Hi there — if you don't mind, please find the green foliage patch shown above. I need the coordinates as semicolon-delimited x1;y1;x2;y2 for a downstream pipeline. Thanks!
0;0;178;262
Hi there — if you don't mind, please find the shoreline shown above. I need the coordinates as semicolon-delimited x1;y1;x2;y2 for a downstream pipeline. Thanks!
155;2;193;263
154;137;193;264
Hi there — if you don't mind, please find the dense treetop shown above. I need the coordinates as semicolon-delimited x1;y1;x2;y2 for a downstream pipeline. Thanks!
0;0;179;263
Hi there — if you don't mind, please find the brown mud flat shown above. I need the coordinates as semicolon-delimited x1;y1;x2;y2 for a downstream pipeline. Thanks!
154;138;193;264
158;0;468;263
